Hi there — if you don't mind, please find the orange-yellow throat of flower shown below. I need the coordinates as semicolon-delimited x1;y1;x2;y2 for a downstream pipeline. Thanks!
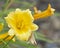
33;4;55;20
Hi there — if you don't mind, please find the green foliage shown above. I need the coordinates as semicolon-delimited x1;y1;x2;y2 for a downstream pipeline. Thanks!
34;32;53;43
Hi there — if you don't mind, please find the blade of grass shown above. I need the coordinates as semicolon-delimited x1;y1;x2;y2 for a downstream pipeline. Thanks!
2;35;15;48
34;32;53;43
0;39;10;48
10;40;39;48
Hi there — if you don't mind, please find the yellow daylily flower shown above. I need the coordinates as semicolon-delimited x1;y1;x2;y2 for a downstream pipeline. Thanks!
34;4;55;20
0;23;4;32
5;8;38;41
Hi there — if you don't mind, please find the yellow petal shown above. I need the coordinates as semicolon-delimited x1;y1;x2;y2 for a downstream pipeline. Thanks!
5;12;16;29
0;33;8;39
8;29;15;36
0;23;4;32
0;33;14;40
16;30;32;41
30;23;38;31
34;7;41;14
34;7;38;13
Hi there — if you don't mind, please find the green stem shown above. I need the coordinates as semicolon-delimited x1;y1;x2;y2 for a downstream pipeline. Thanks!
3;35;9;40
2;0;9;11
3;0;14;11
0;35;9;43
0;39;10;48
2;35;15;48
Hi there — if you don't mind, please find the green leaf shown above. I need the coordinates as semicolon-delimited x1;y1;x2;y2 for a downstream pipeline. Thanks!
0;39;10;48
10;40;39;48
34;32;53;43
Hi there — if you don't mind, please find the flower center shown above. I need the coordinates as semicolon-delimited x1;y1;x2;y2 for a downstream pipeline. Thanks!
16;20;24;30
